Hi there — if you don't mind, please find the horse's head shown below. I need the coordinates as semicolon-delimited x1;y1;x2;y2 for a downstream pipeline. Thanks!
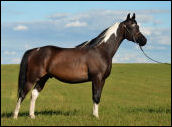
122;13;147;46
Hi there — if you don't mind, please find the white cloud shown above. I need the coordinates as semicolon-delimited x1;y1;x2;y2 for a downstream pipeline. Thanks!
138;9;170;14
139;26;171;45
140;26;151;36
65;21;87;28
112;53;151;63
11;58;21;64
4;51;16;55
49;13;68;20
13;25;28;31
24;44;32;50
112;49;154;63
2;8;171;64
113;53;138;63
155;35;171;45
135;57;150;63
135;45;166;50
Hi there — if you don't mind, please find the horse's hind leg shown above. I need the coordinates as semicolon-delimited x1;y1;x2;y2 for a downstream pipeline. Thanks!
29;74;49;119
14;82;33;119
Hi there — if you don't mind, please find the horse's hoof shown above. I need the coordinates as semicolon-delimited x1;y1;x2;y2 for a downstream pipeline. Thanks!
93;114;99;119
30;115;35;119
13;115;18;119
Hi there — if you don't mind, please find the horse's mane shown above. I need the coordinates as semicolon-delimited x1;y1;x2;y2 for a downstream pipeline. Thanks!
75;28;109;48
75;22;120;48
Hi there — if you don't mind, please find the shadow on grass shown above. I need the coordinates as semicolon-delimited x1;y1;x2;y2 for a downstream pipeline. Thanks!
126;107;171;114
1;109;78;118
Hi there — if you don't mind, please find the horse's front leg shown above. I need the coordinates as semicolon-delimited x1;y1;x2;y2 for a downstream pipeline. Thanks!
92;75;105;118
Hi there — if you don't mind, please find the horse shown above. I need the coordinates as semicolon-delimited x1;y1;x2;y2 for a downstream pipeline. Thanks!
13;13;147;119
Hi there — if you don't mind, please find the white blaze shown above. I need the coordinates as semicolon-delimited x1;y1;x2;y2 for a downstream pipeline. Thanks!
103;22;120;42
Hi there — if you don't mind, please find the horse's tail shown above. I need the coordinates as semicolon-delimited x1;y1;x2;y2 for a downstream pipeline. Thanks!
18;49;32;99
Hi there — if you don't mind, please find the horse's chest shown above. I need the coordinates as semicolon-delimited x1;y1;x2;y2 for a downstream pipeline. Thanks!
104;64;112;78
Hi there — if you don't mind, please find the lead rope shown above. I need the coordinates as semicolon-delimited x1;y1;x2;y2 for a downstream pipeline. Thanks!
123;25;170;65
133;32;170;65
134;34;170;65
139;45;170;65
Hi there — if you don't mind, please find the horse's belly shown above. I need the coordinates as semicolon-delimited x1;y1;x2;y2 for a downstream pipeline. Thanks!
50;63;88;83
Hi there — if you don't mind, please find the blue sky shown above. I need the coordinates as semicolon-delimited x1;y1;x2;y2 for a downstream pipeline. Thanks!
1;1;171;64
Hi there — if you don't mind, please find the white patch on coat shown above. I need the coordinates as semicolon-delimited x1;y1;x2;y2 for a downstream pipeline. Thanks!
103;22;120;42
36;48;40;51
29;89;39;119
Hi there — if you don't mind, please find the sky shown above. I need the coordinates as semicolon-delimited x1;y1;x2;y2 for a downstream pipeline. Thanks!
1;1;171;64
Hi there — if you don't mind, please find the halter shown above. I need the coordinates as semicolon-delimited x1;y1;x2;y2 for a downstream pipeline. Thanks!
123;24;170;65
123;24;140;44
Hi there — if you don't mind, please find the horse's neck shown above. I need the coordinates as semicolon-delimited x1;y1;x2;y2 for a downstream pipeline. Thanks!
110;36;124;57
99;34;124;59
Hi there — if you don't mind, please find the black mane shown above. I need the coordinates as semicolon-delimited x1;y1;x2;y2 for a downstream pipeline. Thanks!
75;27;109;48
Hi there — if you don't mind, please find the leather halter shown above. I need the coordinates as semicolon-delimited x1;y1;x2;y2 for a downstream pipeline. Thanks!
123;24;140;44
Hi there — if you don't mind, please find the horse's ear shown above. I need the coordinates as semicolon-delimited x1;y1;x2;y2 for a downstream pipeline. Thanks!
132;13;135;20
126;13;130;20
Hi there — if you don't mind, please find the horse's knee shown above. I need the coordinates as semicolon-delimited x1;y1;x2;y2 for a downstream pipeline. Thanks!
93;94;100;104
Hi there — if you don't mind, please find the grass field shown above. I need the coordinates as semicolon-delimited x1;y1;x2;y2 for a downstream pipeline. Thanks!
1;64;171;126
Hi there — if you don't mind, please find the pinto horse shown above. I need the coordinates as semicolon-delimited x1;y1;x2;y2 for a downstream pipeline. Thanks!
13;13;147;119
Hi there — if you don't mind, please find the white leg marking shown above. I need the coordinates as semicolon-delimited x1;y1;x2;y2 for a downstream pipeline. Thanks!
93;103;99;118
13;97;22;119
29;89;39;119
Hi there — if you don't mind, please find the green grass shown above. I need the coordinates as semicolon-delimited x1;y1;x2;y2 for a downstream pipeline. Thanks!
1;64;171;126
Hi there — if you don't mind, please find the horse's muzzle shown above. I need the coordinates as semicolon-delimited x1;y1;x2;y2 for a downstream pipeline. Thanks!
136;34;147;46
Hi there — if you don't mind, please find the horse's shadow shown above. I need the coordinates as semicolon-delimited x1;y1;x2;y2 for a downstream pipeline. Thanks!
1;109;78;118
124;107;171;114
